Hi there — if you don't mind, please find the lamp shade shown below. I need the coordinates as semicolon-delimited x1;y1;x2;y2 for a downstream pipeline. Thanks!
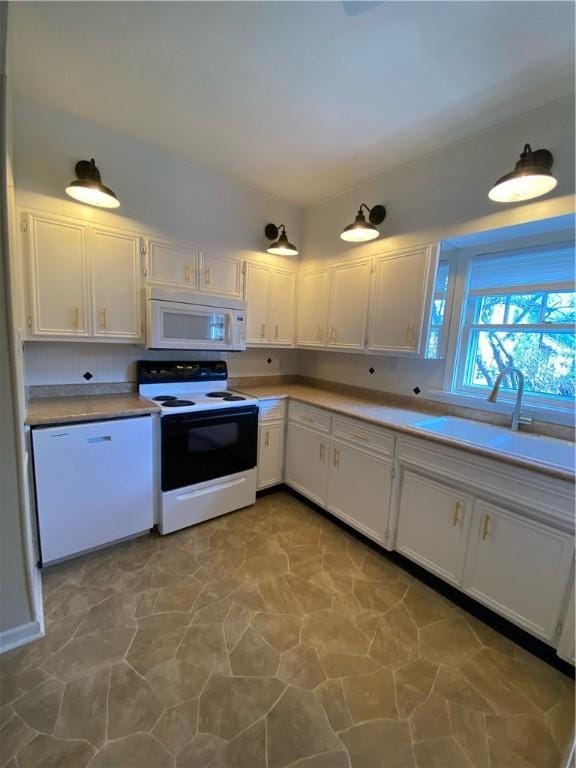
340;204;386;242
264;223;298;256
65;159;120;209
489;145;557;203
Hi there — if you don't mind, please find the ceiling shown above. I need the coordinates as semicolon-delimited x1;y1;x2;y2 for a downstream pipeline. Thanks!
9;1;575;206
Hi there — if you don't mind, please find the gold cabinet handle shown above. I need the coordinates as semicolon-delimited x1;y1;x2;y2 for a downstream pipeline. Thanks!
319;443;325;461
264;430;270;448
72;305;80;329
274;325;279;340
260;322;266;339
482;513;491;541
452;501;462;527
406;324;414;345
99;308;107;330
333;448;340;467
350;432;369;441
330;326;337;342
184;265;192;283
204;266;211;286
301;415;313;423
317;326;323;341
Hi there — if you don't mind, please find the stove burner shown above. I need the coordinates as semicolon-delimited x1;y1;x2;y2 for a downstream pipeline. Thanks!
162;399;196;407
153;395;178;402
205;391;234;398
223;395;246;401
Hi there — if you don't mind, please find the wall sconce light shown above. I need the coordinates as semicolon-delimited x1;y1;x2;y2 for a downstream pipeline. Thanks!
489;144;557;203
65;158;120;209
340;203;386;242
264;223;299;256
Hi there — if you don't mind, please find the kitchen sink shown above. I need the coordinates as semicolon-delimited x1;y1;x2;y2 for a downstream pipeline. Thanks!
413;416;575;473
413;416;506;444
489;432;575;472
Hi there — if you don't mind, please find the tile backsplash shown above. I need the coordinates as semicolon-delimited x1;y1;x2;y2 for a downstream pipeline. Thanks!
23;342;299;386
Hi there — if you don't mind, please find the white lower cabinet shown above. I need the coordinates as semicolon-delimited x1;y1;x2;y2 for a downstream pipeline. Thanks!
257;423;285;490
285;422;329;506
257;399;286;491
463;500;574;642
326;439;391;545
395;471;472;586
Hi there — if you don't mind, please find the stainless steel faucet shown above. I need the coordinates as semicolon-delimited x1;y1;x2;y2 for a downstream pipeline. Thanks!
486;366;525;431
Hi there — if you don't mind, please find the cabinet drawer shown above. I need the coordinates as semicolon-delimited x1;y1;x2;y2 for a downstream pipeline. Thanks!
332;416;394;456
259;399;287;423
288;402;331;433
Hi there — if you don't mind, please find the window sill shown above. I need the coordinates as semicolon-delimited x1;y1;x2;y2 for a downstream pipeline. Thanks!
426;389;575;428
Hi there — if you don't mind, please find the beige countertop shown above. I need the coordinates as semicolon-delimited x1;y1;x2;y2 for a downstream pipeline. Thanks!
26;394;161;426
237;383;575;483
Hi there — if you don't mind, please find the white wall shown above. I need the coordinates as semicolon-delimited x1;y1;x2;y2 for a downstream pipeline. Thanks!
1;5;37;642
300;96;575;397
13;97;302;387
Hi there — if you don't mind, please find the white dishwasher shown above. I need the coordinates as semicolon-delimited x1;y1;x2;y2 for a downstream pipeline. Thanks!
32;416;154;565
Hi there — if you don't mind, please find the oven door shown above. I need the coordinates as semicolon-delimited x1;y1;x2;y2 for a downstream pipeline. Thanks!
148;299;240;350
161;406;258;492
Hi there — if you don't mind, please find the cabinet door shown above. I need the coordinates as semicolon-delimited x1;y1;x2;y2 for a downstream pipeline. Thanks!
296;269;330;347
396;471;472;586
245;263;270;345
463;501;574;642
285;423;329;506
327;260;371;349
269;269;296;346
367;244;438;355
148;239;197;288
26;212;90;336
199;251;243;298
91;228;142;339
257;422;285;489
326;440;391;545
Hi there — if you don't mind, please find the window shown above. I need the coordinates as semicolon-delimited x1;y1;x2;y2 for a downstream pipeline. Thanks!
426;260;449;358
453;243;575;407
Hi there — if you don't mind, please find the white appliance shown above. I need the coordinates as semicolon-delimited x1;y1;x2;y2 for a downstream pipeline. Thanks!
138;360;258;534
146;287;246;351
32;416;154;565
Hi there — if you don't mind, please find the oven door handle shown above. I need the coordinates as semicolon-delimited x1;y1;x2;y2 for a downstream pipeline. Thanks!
168;406;258;427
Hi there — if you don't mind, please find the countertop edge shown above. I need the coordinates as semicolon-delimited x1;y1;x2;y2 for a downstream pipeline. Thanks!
241;388;575;484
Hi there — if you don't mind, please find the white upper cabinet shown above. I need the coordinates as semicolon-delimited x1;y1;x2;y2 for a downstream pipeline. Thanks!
245;262;296;347
367;244;438;355
24;212;90;337
22;209;142;342
245;262;271;345
91;227;142;340
326;259;371;350
147;239;197;289
199;251;243;298
269;269;296;346
296;268;330;347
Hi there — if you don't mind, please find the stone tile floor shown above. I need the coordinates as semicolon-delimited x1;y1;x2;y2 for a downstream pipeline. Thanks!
0;491;573;768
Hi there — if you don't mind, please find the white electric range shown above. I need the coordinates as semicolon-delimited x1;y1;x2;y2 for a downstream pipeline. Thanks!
138;360;259;534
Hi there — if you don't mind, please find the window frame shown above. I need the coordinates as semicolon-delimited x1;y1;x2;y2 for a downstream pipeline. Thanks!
436;231;576;425
425;252;457;360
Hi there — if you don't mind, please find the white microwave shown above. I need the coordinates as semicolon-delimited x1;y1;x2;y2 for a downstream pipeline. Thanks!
146;287;246;351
